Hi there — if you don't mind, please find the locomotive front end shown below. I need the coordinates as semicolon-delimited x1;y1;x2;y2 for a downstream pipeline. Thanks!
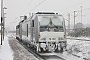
37;13;67;52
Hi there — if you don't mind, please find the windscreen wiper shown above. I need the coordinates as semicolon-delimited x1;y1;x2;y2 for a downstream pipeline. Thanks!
50;18;58;28
45;18;58;28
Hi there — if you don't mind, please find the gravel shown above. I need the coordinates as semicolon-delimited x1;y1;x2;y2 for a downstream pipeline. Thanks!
8;37;39;60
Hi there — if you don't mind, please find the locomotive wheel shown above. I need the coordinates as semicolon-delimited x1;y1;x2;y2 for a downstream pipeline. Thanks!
46;49;49;52
60;48;63;52
40;48;44;52
55;48;58;52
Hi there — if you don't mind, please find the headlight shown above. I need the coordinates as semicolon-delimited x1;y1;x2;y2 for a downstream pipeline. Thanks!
58;38;61;40
41;38;46;40
58;37;64;40
61;38;64;40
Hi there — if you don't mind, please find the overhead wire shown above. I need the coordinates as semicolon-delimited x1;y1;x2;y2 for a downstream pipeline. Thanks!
11;0;46;25
26;0;46;14
75;11;81;17
15;0;33;21
15;0;46;20
20;0;33;15
76;7;90;17
29;0;46;12
82;13;90;17
68;7;90;17
14;0;89;25
16;0;88;18
60;0;90;11
82;8;90;11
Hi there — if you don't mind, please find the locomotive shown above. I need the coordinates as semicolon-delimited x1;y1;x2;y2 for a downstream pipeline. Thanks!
16;12;67;52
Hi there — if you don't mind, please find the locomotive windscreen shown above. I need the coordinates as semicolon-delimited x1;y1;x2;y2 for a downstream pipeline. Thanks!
39;16;63;26
38;15;64;32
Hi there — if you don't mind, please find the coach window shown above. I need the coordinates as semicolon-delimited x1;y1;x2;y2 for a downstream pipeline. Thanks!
32;20;34;27
27;24;28;37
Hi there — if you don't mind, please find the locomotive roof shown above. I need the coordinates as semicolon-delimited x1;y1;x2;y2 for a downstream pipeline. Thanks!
19;12;63;23
36;12;55;14
35;12;62;16
30;13;63;20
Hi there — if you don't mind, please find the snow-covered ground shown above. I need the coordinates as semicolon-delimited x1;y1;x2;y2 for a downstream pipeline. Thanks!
67;36;90;40
0;35;13;60
66;38;90;60
0;35;1;45
0;34;90;60
0;34;39;60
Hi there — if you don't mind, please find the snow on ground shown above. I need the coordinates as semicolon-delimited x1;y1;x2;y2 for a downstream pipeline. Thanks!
67;36;90;40
66;38;90;60
0;34;90;60
0;35;1;45
76;37;90;40
0;35;13;60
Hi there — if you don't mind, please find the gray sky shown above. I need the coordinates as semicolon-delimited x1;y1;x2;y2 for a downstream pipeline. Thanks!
2;0;90;29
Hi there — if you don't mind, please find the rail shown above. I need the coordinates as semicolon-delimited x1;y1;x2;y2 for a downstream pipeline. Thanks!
66;37;90;41
18;40;44;60
11;34;84;60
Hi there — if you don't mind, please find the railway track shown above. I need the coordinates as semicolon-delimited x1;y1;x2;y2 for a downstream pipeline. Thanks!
10;34;66;60
17;40;44;60
18;40;66;60
18;40;83;60
11;35;84;60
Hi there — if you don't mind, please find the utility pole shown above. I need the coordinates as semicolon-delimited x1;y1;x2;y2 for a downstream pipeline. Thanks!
1;0;3;45
68;13;70;33
80;6;83;28
74;11;77;37
80;6;82;23
74;11;78;30
3;8;5;39
3;7;7;39
74;11;76;30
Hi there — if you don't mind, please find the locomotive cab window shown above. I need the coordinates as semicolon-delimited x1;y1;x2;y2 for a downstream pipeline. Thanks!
38;16;64;32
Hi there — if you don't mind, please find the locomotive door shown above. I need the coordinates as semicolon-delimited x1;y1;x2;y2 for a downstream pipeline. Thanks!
32;20;35;43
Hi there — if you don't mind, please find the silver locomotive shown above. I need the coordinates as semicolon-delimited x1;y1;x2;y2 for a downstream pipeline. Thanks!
16;12;67;52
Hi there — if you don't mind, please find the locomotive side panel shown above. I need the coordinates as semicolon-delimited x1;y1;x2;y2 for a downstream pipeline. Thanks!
28;20;31;43
21;20;31;44
16;25;20;40
22;21;27;42
34;16;39;43
19;22;22;41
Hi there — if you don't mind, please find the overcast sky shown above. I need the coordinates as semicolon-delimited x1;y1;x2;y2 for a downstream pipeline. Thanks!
1;0;90;30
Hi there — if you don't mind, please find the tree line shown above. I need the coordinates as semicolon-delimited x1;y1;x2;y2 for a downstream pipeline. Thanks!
68;27;90;37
